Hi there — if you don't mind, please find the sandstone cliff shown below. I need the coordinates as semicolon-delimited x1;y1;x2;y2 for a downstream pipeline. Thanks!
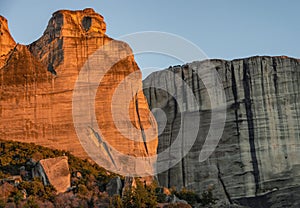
143;56;300;207
0;16;16;68
0;9;157;176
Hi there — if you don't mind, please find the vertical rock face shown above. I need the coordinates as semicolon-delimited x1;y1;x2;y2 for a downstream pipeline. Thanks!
143;56;300;206
0;9;157;175
0;16;16;68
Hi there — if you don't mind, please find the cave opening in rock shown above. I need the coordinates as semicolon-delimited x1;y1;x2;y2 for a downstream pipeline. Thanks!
82;16;92;32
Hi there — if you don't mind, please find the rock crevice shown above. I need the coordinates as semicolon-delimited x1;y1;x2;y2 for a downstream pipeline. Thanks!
143;56;300;207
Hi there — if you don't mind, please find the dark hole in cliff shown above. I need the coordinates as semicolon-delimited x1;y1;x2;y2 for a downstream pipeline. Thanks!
82;16;92;32
48;64;57;75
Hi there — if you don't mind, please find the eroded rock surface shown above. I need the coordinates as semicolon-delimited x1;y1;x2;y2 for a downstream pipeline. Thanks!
33;156;71;193
0;16;16;68
0;9;157;175
143;56;300;207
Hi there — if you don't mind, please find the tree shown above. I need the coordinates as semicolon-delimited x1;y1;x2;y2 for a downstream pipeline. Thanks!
176;187;200;206
0;199;6;208
109;195;123;208
23;196;39;208
122;180;157;208
201;190;216;206
12;190;24;205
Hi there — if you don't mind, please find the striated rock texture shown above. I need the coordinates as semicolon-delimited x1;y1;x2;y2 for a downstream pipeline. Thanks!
143;56;300;207
0;16;16;68
0;9;157;175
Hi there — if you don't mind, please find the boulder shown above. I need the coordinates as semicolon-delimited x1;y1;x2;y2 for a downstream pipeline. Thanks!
106;176;122;196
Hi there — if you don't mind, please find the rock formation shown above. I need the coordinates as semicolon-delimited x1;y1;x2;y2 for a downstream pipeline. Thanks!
32;156;71;193
0;16;16;68
0;9;157;176
143;56;300;207
106;176;122;196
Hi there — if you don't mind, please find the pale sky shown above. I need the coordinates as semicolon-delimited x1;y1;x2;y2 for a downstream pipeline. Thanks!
1;0;299;78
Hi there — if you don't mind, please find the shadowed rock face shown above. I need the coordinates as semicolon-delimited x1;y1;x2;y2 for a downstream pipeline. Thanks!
143;56;300;207
0;9;157;175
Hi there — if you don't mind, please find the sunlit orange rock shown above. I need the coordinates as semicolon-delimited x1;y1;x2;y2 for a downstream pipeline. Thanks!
0;9;157;176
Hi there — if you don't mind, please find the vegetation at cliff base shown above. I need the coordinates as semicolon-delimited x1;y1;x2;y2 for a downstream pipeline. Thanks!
0;140;215;207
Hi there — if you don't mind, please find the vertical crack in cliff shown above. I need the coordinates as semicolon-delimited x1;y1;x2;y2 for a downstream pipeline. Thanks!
217;162;232;204
272;58;278;95
181;66;186;187
230;63;240;138
135;95;149;155
243;60;260;195
167;67;180;188
47;40;57;75
272;58;288;158
260;60;273;160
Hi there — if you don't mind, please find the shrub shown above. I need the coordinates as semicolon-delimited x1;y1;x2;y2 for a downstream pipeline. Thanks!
0;200;6;208
173;187;200;206
23;196;39;208
122;180;157;208
201;190;216;206
11;190;24;205
109;195;123;208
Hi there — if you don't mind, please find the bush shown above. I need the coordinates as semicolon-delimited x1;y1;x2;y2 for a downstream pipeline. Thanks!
23;196;39;208
122;180;157;208
11;190;24;205
109;195;123;208
173;188;201;206
0;200;6;208
77;184;89;196
201;190;216;206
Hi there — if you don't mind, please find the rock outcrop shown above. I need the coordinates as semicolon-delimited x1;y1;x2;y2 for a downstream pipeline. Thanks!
0;9;157;175
106;176;122;196
33;156;70;193
143;56;300;207
0;16;16;68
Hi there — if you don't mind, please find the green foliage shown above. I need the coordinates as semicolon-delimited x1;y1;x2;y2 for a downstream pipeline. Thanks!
23;196;39;208
77;184;88;196
17;177;56;202
200;190;216;206
109;195;123;208
0;199;6;208
154;184;168;203
0;140;116;206
0;140;214;207
43;184;56;201
0;140;115;191
121;180;157;208
175;187;201;206
11;190;24;205
19;178;44;196
0;171;9;179
171;187;216;206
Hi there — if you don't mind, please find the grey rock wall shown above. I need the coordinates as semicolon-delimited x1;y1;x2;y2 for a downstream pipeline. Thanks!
143;56;300;207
